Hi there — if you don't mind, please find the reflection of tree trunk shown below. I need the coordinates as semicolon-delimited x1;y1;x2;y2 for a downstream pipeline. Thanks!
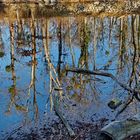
17;18;23;41
30;20;36;87
78;17;88;69
7;23;17;113
135;15;140;68
0;28;2;40
92;17;98;98
42;19;74;136
16;4;23;39
16;4;20;24
30;19;38;120
57;20;62;78
138;16;140;70
0;24;3;50
68;17;75;67
93;17;97;71
119;18;124;70
10;23;16;90
42;18;62;110
138;16;140;51
42;18;53;110
108;17;112;48
129;15;138;87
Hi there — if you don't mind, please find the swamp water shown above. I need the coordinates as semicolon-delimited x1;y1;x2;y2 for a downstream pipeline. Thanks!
0;14;140;138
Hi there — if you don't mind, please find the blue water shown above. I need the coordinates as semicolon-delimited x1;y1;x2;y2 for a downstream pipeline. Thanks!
0;15;139;137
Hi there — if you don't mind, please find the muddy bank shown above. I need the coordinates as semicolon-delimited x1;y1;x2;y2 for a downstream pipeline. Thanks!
3;119;108;140
4;120;140;140
0;1;140;19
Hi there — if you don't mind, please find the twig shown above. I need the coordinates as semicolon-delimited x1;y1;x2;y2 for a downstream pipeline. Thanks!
116;95;134;117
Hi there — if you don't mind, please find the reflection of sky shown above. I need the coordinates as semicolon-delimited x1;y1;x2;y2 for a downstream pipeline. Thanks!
0;23;50;136
0;15;137;137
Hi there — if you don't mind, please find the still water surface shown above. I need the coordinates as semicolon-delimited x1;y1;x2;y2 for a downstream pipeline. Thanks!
0;14;140;137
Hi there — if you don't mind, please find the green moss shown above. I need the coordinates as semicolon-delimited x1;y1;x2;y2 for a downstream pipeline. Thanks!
5;65;12;72
15;104;27;112
108;99;122;109
8;85;15;94
0;51;4;58
105;50;110;56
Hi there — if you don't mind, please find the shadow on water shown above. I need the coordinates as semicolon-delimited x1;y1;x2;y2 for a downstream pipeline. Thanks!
0;7;140;139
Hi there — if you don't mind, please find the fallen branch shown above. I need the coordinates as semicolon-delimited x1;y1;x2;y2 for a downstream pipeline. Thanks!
66;68;140;116
53;95;75;137
66;68;140;95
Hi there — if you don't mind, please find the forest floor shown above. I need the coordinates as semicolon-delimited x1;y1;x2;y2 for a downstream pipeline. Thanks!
5;119;140;140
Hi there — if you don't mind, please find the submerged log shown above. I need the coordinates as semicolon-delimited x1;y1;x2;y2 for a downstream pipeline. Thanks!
53;95;75;137
98;114;140;140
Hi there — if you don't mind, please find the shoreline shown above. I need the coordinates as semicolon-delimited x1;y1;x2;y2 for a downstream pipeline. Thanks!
0;1;139;19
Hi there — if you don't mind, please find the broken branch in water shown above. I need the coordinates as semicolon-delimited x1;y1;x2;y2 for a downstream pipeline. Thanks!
53;95;75;137
66;68;140;96
66;68;140;116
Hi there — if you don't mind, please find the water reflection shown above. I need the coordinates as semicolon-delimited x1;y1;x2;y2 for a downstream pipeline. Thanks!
0;14;140;136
